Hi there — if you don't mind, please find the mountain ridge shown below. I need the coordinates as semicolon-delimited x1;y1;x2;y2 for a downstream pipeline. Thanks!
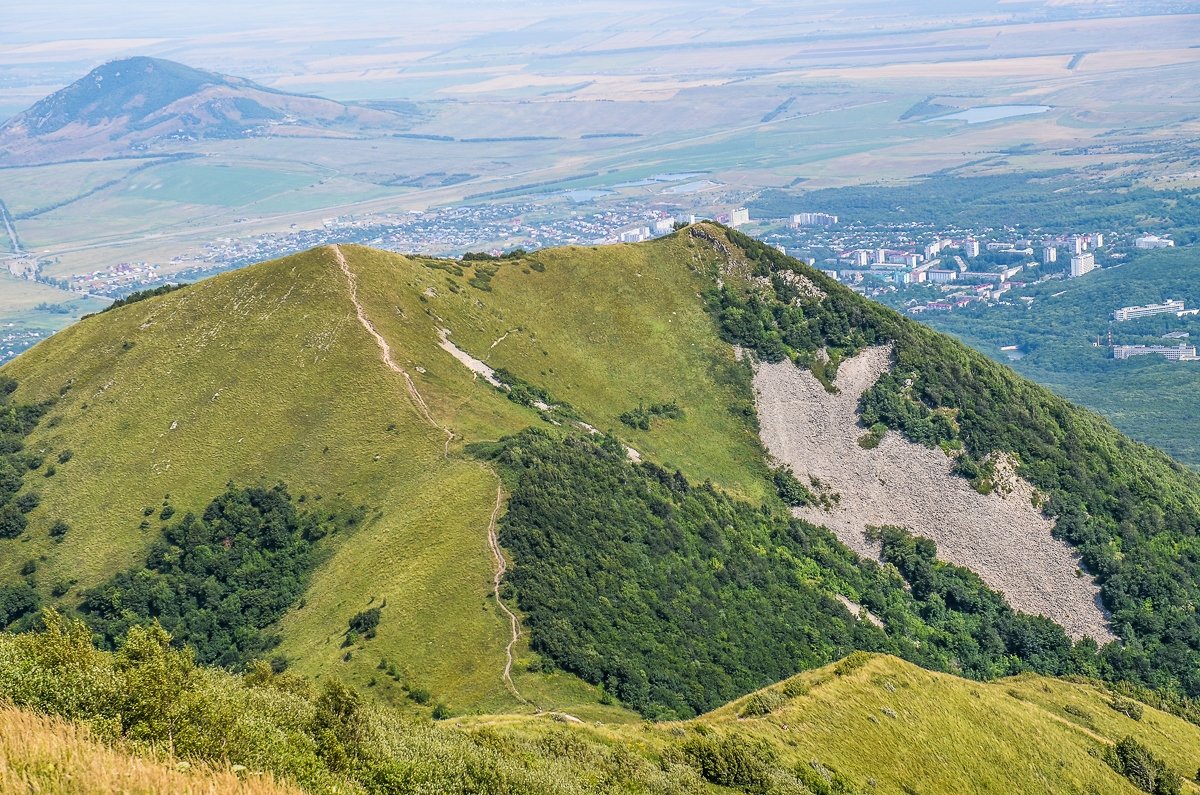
3;227;1200;791
0;57;406;165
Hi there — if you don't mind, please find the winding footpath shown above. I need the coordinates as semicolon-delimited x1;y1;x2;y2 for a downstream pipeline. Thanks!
486;484;528;704
330;244;527;704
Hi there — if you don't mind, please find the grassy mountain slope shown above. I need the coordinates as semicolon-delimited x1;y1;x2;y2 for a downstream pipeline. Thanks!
347;241;769;501
0;247;522;711
0;238;768;716
8;615;1198;795
687;653;1200;794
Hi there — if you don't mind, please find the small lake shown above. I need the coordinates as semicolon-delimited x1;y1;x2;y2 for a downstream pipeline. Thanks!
925;105;1051;124
612;172;706;188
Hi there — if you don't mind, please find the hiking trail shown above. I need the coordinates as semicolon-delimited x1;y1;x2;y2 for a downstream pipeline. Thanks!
330;244;527;704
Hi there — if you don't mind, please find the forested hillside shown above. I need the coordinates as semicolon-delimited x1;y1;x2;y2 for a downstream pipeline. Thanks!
704;226;1200;699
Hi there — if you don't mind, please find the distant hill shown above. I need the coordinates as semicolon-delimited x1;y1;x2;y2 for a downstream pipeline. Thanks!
0;57;406;165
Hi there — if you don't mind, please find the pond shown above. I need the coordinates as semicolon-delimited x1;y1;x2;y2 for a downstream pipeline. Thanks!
925;105;1051;124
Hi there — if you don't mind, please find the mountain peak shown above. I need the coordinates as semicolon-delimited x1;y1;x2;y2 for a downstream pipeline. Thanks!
0;57;398;165
13;57;237;138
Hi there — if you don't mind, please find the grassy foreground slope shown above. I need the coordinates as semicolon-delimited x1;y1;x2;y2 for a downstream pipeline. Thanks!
0;707;298;795
5;615;1198;795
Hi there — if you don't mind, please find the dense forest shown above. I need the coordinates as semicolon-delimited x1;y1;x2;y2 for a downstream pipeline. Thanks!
82;485;365;668
485;428;1087;720
708;226;1200;700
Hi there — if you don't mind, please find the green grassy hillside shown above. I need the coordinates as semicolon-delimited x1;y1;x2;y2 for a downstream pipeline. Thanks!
0;246;525;712
6;617;1198;795
0;236;768;717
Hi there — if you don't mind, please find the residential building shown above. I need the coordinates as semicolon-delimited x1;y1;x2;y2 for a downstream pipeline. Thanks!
1042;246;1057;264
927;269;958;283
792;212;838;226
1135;235;1175;249
1112;299;1185;322
1070;252;1096;278
729;208;750;227
1088;233;1104;248
965;239;980;257
1113;344;1199;361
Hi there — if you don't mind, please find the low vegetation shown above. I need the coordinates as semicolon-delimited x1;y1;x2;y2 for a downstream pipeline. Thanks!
97;283;189;315
618;400;684;430
0;614;706;794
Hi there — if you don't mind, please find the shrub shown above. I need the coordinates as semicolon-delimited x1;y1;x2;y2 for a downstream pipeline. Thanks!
678;733;774;790
1109;696;1144;721
772;465;814;507
14;492;40;513
834;651;872;677
738;690;788;718
0;504;28;539
347;607;382;639
48;520;68;542
1098;736;1181;795
57;449;73;464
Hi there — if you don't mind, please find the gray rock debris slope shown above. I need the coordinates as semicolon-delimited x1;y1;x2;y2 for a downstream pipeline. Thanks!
754;344;1115;644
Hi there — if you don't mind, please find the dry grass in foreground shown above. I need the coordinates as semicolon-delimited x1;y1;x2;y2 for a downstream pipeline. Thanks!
0;706;299;795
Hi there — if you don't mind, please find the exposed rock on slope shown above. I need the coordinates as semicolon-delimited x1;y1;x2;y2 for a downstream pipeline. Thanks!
754;345;1115;644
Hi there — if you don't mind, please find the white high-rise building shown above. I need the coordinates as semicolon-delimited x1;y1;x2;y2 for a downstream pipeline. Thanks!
729;208;750;227
965;239;980;257
1071;235;1086;255
792;212;838;226
1042;246;1057;264
1070;252;1096;278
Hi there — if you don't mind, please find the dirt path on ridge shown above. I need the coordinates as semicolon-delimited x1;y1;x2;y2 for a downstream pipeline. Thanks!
486;484;528;704
330;244;527;704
